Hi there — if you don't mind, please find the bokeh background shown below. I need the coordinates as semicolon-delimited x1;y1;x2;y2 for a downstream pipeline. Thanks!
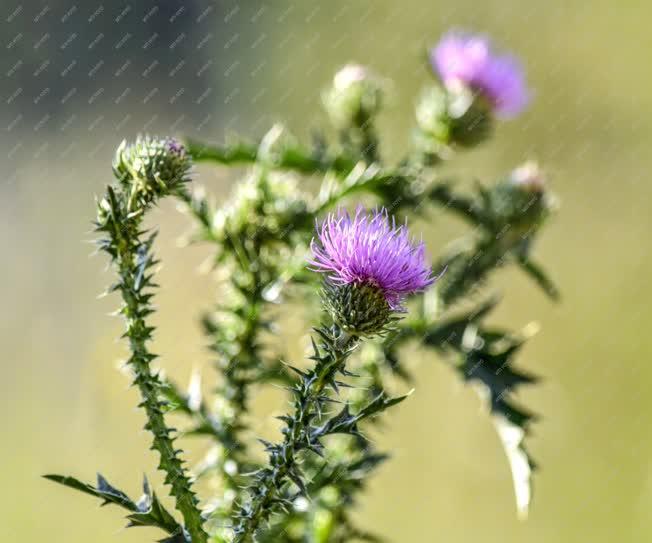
3;1;652;541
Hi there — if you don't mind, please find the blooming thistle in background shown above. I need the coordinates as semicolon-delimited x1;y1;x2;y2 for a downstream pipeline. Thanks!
310;207;437;336
415;31;530;154
431;31;530;119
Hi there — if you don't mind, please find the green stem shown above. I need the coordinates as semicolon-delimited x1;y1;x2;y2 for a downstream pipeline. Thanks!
209;278;265;521
358;118;379;165
185;138;356;177
101;188;207;543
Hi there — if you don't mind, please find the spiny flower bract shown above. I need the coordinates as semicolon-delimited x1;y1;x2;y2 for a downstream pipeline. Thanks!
310;207;436;310
113;135;191;197
431;30;530;118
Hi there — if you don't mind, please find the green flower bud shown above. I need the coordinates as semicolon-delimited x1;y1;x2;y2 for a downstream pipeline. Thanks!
323;64;383;129
490;162;556;241
322;282;393;337
112;136;191;205
447;83;493;147
509;161;547;193
414;83;493;156
415;85;450;143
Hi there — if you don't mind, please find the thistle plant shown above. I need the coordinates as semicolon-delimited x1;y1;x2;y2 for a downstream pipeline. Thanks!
230;208;435;541
47;29;560;542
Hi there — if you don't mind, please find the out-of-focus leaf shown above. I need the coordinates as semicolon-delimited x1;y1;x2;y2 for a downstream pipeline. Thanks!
428;182;489;227
415;296;539;516
517;256;561;301
457;335;538;516
493;415;536;519
421;297;499;351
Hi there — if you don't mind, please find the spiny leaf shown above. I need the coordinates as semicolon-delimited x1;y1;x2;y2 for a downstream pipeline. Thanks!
517;256;560;301
314;391;411;437
422;296;499;352
413;294;539;517
460;347;537;408
428;182;489;227
128;476;182;533
355;390;411;422
44;473;183;536
97;473;133;508
345;453;390;480
45;474;136;510
127;491;181;533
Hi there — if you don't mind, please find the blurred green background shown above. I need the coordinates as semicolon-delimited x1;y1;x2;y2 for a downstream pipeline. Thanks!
3;1;652;541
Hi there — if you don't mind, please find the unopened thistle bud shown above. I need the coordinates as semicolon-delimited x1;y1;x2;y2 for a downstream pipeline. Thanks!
415;83;493;151
310;208;437;336
491;161;555;240
112;136;191;207
509;161;546;193
323;64;383;129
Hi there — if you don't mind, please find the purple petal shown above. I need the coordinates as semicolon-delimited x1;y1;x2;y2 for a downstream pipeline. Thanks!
431;31;530;118
309;208;436;309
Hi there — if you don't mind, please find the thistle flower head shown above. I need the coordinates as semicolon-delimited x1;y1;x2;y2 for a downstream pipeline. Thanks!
431;31;530;118
113;136;191;202
310;208;435;333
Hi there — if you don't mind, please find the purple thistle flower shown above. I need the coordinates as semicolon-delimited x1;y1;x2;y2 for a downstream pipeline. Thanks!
310;207;436;310
431;31;530;118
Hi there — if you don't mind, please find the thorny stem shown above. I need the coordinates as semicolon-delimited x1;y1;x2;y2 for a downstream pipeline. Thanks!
233;327;357;542
213;277;266;518
359;118;379;165
100;187;208;542
179;146;427;542
176;188;269;523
